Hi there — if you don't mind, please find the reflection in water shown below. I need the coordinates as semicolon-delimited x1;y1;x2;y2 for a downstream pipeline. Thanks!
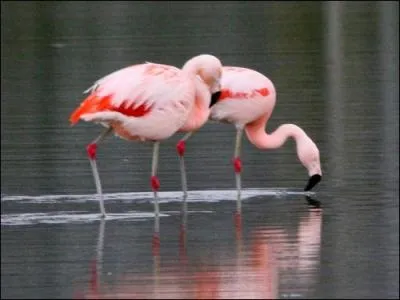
89;218;105;299
1;2;398;299
272;198;322;298
79;197;322;299
179;195;188;264
305;195;321;209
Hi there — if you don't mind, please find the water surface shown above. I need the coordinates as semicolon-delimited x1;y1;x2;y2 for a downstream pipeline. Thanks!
1;1;398;299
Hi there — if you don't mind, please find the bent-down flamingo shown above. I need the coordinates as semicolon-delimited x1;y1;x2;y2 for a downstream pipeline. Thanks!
69;55;222;233
207;66;322;211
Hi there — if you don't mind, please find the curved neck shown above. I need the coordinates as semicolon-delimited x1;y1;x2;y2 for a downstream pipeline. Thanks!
179;79;210;132
244;115;307;149
182;59;200;76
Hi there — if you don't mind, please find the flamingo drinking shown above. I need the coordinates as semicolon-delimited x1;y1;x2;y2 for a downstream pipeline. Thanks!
207;66;322;212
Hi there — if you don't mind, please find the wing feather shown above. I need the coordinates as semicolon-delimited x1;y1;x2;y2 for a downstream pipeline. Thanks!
70;63;193;125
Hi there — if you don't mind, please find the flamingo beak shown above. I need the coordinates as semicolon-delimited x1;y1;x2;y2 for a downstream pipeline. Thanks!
305;196;321;208
210;91;221;107
304;174;322;191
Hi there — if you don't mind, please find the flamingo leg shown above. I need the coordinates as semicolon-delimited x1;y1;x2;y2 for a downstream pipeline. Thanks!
175;132;193;262
90;218;106;295
151;141;161;235
87;127;113;218
233;127;244;213
176;132;194;199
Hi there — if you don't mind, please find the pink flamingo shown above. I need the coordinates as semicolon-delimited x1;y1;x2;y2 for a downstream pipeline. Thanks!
69;54;222;233
206;66;322;211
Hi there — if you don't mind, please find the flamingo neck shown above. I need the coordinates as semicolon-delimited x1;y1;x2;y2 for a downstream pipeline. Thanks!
179;79;210;132
244;116;307;150
182;59;200;76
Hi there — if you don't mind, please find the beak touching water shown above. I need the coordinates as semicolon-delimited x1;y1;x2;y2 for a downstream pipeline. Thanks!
210;91;221;107
305;195;321;208
304;174;322;191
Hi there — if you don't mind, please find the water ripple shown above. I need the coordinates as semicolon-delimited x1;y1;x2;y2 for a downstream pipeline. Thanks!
1;188;315;204
1;211;170;226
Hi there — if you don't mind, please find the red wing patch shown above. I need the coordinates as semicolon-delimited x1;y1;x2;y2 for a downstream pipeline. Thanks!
218;87;269;101
69;93;151;125
112;102;151;118
70;93;102;124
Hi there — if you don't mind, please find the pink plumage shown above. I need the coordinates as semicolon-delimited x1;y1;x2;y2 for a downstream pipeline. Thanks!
209;66;322;201
69;54;223;226
70;63;196;141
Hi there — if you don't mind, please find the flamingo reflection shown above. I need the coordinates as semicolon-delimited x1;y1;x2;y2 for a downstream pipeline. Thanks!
78;196;322;299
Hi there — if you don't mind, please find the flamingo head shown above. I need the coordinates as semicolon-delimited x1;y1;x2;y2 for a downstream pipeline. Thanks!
297;136;322;191
304;174;322;192
182;54;222;107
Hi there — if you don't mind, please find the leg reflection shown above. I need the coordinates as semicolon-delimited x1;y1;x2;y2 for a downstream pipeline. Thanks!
152;211;161;299
179;194;188;264
234;205;244;281
234;209;242;242
152;211;160;257
90;218;106;296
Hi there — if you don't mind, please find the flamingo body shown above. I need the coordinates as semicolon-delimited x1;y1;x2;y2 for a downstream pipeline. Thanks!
70;63;196;141
209;66;322;196
210;67;276;127
69;54;223;221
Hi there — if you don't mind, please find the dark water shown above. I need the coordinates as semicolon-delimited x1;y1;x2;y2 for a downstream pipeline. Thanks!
1;1;399;299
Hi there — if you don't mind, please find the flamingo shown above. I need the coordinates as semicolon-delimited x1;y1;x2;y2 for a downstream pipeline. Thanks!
69;54;222;233
204;66;322;212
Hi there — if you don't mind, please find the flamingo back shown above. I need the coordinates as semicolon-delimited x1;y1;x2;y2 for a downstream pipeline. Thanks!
210;67;276;126
69;63;195;125
219;67;275;100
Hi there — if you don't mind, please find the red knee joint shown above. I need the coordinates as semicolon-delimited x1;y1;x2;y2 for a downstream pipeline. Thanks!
176;140;185;157
87;143;97;160
151;175;160;191
233;157;242;173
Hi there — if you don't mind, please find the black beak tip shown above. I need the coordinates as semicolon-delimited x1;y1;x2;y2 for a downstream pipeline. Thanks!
305;196;321;208
210;91;221;107
304;174;322;191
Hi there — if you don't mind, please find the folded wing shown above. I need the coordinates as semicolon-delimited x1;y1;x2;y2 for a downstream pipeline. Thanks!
69;63;193;125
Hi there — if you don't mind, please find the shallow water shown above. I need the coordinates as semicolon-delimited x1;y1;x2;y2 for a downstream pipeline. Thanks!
1;1;399;299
